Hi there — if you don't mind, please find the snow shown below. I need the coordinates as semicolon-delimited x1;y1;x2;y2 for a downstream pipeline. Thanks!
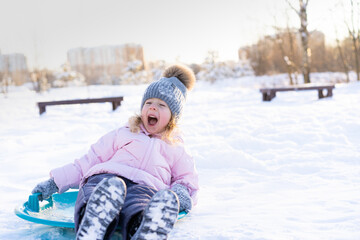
1;73;360;239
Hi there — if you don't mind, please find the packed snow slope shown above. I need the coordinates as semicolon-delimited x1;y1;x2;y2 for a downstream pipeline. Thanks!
0;73;360;239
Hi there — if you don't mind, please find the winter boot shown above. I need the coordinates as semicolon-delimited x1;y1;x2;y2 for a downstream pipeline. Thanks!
131;189;179;240
76;177;127;240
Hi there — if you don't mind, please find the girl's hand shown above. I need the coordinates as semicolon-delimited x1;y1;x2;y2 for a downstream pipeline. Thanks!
171;184;192;213
31;178;59;201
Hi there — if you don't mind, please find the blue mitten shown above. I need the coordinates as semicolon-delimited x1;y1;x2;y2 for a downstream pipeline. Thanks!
171;184;192;213
31;178;59;201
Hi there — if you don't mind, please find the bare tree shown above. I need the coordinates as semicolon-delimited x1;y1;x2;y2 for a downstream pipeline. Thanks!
344;0;360;81
250;39;272;76
336;38;350;82
334;22;350;82
1;73;10;96
287;26;298;73
273;24;300;85
272;10;299;85
274;33;294;85
1;58;10;96
288;0;311;83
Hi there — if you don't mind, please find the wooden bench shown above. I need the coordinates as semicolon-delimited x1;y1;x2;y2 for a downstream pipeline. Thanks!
259;84;335;101
37;96;124;115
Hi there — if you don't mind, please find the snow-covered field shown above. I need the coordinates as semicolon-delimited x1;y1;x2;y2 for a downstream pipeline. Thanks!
1;73;360;240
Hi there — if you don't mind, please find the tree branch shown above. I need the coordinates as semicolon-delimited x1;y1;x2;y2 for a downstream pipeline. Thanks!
286;0;300;16
304;0;309;8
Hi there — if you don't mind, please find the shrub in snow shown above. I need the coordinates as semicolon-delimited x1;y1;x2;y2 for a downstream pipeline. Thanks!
146;60;166;82
118;60;150;84
119;70;149;85
196;61;254;82
52;64;86;87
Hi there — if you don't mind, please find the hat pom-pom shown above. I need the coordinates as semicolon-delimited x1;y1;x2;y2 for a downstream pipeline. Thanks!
162;64;196;91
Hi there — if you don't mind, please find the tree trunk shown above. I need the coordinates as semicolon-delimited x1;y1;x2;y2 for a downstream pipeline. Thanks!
288;30;299;84
347;0;360;81
352;35;360;81
275;37;294;85
336;38;350;82
299;0;311;83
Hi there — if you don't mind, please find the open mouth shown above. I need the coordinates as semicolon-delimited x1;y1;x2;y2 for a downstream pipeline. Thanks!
148;115;158;126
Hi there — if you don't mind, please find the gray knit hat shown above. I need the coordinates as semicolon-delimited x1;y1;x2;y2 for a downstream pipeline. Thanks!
141;65;196;121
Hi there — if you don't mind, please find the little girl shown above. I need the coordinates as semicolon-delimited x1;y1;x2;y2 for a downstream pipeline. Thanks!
31;64;199;240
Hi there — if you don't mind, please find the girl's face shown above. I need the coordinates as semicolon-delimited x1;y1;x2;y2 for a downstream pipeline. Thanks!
141;98;172;135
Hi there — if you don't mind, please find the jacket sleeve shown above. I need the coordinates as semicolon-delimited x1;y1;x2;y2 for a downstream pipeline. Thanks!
170;147;199;205
50;128;123;193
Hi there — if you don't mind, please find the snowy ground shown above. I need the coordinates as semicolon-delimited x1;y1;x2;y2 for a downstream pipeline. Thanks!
1;73;360;240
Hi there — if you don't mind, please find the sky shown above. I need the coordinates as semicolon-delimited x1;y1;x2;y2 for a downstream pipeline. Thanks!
0;0;352;70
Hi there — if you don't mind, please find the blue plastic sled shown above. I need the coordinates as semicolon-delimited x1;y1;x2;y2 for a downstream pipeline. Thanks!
15;190;187;229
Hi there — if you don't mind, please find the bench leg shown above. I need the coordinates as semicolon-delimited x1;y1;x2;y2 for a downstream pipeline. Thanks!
318;88;333;99
327;88;333;97
112;101;121;111
39;106;46;115
262;92;268;101
270;91;276;100
262;91;276;101
318;89;324;98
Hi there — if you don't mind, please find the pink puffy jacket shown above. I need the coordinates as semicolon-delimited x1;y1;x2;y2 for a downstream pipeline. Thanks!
50;124;199;204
